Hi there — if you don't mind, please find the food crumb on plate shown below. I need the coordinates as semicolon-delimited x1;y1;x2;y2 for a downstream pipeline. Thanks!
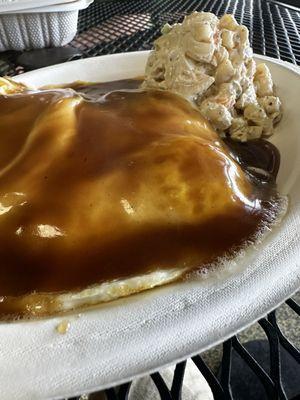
56;320;70;334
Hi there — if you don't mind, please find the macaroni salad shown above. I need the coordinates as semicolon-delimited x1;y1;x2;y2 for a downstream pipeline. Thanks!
143;12;282;142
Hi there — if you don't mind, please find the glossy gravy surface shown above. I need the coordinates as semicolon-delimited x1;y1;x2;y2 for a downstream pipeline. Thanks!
0;79;282;315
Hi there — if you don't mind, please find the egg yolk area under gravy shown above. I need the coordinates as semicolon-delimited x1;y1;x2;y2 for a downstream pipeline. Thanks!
0;81;282;315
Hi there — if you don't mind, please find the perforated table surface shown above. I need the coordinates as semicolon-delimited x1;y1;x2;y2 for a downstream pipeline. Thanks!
75;0;300;65
0;0;300;76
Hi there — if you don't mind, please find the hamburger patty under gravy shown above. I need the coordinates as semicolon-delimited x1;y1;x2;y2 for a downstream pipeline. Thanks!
0;12;285;318
0;77;285;317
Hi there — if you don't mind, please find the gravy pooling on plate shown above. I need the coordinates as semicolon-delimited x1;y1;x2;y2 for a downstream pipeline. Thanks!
0;79;284;317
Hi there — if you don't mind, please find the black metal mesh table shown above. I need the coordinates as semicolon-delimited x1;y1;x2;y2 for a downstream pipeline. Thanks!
1;0;300;75
0;0;299;398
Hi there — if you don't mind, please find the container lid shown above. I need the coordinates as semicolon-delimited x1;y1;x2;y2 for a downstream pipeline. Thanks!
0;0;76;13
0;0;93;13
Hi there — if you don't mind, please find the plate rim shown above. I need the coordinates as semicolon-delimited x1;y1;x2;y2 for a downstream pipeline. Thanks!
12;50;300;83
5;51;300;399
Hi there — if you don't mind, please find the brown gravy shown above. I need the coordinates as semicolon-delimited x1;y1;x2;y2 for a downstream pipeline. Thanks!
0;79;283;317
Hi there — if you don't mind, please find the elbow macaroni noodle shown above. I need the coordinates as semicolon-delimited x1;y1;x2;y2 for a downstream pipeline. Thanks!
143;12;282;142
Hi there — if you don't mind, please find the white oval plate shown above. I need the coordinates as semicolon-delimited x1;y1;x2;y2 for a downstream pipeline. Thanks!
1;51;300;400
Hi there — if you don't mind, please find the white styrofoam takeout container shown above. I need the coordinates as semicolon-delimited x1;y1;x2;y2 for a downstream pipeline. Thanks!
0;0;94;51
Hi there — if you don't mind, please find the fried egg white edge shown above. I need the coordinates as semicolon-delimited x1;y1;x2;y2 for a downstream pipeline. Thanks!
58;268;185;312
